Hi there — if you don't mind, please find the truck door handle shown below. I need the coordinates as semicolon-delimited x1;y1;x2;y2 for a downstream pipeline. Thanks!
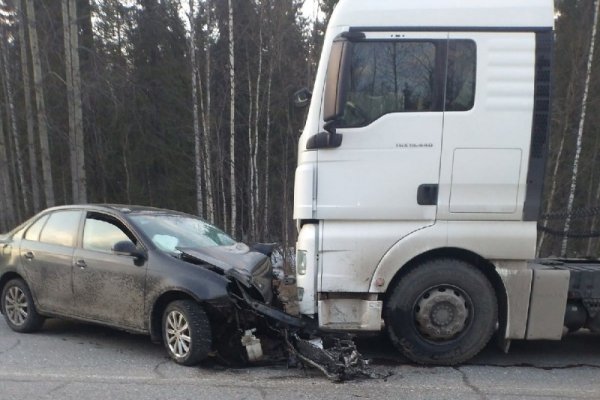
75;259;87;269
417;184;439;206
23;251;34;260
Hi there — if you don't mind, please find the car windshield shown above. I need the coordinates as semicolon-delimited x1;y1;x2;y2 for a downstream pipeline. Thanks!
130;213;236;253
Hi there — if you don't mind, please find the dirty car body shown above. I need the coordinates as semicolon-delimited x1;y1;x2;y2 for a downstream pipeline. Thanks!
0;205;273;358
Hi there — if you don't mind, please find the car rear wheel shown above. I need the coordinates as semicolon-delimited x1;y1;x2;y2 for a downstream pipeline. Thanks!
162;300;212;366
1;279;44;333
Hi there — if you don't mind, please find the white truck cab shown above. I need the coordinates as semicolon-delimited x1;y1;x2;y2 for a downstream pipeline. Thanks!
294;0;563;364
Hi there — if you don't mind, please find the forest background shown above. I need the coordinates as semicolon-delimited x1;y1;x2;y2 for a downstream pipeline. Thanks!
0;0;597;259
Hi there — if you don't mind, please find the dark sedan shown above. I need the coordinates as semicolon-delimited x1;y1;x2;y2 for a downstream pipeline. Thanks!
0;205;273;365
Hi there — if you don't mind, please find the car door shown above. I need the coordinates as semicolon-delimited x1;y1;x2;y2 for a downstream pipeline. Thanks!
20;210;83;314
72;212;147;329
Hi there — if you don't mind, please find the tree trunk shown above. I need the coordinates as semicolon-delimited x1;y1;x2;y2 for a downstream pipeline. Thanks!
247;55;255;238
228;0;237;236
16;0;40;213
62;0;87;204
62;0;77;203
70;0;86;204
561;0;600;256
26;0;55;207
252;10;263;241
204;0;214;223
188;0;205;218
1;28;29;217
262;59;273;240
0;109;15;229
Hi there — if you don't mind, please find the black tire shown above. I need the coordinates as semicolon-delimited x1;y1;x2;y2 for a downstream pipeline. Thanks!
385;258;497;365
162;300;212;366
1;278;44;333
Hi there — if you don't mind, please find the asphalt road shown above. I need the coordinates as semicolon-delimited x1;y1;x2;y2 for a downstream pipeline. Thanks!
1;317;599;400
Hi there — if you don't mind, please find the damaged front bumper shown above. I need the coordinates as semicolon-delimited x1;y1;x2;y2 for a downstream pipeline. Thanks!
177;243;384;381
227;280;385;382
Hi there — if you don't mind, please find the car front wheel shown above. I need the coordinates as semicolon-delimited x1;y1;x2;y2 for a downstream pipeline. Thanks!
162;300;212;366
1;278;44;333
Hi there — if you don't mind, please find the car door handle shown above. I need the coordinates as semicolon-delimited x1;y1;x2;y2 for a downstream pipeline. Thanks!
75;259;87;269
23;251;34;260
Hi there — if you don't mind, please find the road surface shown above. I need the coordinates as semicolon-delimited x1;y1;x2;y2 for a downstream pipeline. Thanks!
1;318;599;399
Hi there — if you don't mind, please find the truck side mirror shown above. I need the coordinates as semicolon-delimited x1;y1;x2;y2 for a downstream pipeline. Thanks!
293;88;312;108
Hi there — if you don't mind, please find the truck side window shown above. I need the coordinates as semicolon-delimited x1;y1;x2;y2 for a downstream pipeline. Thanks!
445;40;476;111
339;41;438;128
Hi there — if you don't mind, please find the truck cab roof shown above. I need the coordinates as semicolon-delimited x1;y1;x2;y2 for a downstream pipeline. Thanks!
330;0;555;31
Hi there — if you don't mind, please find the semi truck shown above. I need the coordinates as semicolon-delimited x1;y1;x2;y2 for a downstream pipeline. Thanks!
289;0;600;365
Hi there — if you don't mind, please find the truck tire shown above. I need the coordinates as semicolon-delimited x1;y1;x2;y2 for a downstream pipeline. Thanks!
162;300;212;366
385;258;497;365
1;278;45;333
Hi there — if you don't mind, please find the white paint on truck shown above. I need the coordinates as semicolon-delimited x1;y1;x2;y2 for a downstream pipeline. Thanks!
294;0;564;364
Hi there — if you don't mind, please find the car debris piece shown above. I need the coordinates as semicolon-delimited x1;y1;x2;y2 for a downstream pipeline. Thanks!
284;332;389;382
241;329;263;362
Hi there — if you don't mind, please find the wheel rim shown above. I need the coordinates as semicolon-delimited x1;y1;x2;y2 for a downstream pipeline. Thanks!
413;284;472;342
4;286;28;326
165;311;191;358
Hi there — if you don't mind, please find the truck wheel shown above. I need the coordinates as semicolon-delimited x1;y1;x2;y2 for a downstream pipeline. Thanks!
1;278;44;333
162;300;212;366
385;258;497;365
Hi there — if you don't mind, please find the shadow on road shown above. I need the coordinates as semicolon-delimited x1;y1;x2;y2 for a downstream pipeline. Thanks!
37;319;600;370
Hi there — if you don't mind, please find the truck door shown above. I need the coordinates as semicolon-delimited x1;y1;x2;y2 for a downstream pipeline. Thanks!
315;32;447;223
313;32;448;293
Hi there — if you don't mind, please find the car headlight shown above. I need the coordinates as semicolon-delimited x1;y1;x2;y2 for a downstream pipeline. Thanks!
297;250;307;275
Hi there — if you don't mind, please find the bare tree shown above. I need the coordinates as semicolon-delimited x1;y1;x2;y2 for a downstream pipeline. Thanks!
0;106;15;230
188;0;205;218
228;0;237;235
62;0;87;204
203;0;215;223
25;0;55;207
561;0;600;256
15;0;40;213
0;26;29;216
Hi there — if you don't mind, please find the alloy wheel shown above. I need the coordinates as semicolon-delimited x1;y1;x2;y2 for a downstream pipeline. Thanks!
165;310;191;358
4;286;28;326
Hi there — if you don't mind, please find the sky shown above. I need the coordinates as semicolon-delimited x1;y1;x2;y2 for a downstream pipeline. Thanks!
301;0;322;21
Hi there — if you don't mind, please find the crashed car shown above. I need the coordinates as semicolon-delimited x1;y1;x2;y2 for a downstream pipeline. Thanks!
0;204;276;366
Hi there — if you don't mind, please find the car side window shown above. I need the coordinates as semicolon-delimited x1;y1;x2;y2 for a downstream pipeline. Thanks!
83;214;135;254
24;214;50;241
39;211;83;247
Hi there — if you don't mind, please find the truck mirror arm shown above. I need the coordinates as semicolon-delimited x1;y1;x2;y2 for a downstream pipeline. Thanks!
306;121;343;150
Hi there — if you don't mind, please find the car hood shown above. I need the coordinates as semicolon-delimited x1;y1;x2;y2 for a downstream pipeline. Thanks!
178;243;273;304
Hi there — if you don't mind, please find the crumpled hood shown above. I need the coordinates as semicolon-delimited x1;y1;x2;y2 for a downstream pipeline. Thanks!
178;243;273;304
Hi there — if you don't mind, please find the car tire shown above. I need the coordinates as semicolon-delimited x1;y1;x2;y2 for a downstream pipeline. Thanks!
162;300;212;366
385;258;497;365
1;278;44;333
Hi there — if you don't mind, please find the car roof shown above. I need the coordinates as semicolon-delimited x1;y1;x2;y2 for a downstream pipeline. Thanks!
42;204;191;217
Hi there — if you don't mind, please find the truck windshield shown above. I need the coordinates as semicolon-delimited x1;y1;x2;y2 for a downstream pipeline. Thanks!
130;213;236;252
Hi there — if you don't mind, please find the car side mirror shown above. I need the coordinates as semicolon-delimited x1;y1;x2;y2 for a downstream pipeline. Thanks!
293;88;312;108
112;241;146;261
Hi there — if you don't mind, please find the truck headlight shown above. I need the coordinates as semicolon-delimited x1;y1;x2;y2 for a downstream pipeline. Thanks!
297;250;307;275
